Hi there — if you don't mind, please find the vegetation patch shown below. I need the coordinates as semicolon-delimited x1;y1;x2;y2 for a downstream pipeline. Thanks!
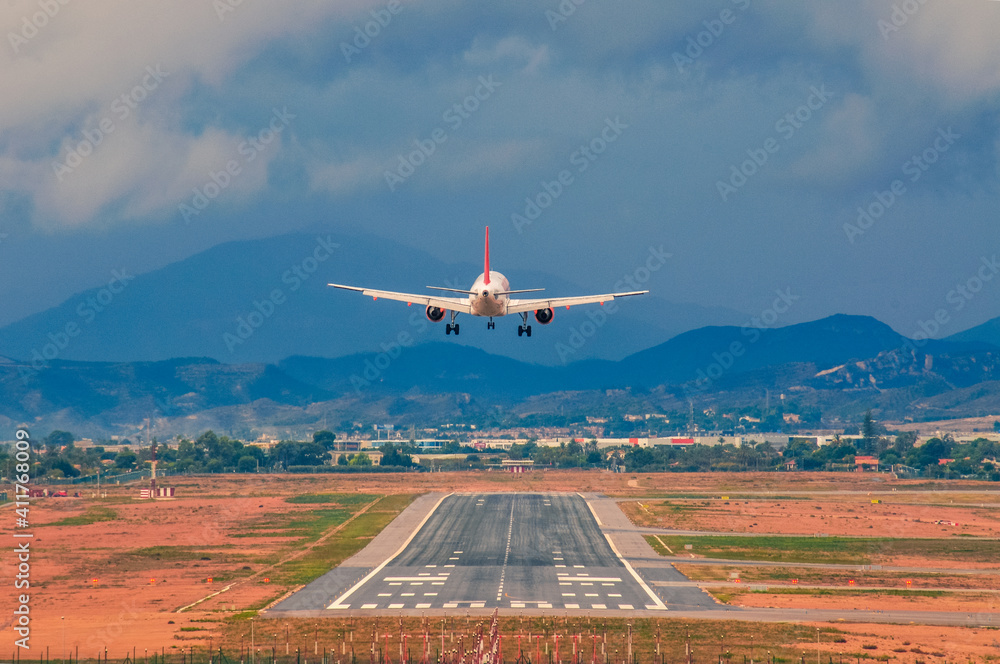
41;506;118;527
647;534;1000;565
285;493;377;505
268;494;415;585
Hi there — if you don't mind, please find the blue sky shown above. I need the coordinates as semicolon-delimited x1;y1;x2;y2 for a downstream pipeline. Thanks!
3;0;1000;342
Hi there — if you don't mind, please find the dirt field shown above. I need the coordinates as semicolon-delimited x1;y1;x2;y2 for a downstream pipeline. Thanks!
622;494;1000;539
1;471;997;659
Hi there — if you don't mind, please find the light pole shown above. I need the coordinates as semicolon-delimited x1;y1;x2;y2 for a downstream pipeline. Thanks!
62;616;65;664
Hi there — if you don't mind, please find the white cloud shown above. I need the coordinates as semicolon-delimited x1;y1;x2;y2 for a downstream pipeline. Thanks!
0;0;382;229
463;36;550;74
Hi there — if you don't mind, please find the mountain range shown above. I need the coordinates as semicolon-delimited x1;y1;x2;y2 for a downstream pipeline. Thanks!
4;312;1000;438
0;231;742;367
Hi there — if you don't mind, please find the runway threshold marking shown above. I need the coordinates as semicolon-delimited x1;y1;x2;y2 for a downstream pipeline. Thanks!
326;492;453;610
579;493;667;611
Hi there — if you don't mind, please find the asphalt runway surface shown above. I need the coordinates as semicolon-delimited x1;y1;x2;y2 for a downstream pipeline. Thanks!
266;492;1000;626
329;493;665;611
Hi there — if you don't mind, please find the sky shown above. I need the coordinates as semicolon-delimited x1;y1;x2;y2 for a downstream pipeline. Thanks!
2;0;1000;342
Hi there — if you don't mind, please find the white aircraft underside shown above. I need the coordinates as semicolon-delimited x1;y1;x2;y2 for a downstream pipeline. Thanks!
329;227;647;336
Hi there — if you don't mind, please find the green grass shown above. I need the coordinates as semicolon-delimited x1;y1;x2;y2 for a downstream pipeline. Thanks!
270;494;416;585
285;493;377;505
232;507;353;540
41;506;118;527
646;534;1000;565
746;587;947;598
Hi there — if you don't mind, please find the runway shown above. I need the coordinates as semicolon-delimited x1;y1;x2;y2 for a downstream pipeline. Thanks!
328;493;664;611
265;492;1000;626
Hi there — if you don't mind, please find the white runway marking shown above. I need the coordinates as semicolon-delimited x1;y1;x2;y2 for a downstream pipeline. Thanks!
327;492;452;610
581;494;667;611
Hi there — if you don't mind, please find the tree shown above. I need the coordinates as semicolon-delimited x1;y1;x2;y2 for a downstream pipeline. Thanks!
237;456;257;473
114;449;137;470
861;410;878;455
349;452;372;467
379;443;413;467
44;430;74;452
313;430;337;450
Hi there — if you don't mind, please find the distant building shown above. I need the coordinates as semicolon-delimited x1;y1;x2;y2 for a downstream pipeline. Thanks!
854;455;879;471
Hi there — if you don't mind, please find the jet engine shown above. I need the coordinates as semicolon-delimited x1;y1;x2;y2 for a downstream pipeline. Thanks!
534;308;554;325
426;306;446;322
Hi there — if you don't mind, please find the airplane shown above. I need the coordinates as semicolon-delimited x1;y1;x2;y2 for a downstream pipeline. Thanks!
328;226;648;337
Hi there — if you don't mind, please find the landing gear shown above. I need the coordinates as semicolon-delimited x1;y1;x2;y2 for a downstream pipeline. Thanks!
446;310;460;336
517;312;532;337
487;318;495;330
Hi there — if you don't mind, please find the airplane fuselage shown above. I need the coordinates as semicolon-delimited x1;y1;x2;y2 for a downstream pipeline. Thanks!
469;271;509;317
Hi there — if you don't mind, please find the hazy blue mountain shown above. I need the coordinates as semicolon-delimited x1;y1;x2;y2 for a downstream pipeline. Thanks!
946;317;1000;349
4;313;1000;437
0;231;743;367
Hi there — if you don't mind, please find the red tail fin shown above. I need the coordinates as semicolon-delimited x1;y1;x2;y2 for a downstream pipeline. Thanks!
483;226;491;285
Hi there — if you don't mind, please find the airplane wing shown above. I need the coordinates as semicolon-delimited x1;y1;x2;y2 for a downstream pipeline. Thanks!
328;283;473;314
506;290;648;314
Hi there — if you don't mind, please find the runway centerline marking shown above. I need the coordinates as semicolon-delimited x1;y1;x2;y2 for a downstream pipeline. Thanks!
496;496;516;602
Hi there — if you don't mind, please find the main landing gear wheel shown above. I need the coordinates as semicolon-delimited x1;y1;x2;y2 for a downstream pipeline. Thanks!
518;312;532;337
446;323;460;335
487;319;495;330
